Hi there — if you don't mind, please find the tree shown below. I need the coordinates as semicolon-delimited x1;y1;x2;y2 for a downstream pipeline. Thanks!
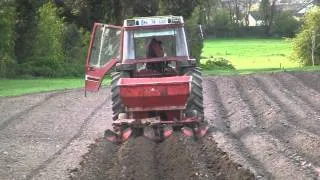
26;1;65;76
241;0;253;27
210;8;233;36
62;0;102;29
14;0;44;64
259;0;277;35
185;6;204;62
158;0;199;19
225;0;240;33
199;0;221;25
158;0;203;62
293;7;320;66
272;11;300;37
197;0;223;36
220;0;249;35
61;0;158;29
0;0;16;77
120;0;158;20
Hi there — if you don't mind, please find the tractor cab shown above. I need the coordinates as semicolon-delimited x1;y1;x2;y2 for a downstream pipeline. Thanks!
122;17;189;61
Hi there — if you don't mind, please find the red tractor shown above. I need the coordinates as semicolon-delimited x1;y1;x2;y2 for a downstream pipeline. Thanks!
84;16;208;143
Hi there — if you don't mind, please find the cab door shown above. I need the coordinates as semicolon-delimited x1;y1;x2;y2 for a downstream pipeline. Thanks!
85;23;122;92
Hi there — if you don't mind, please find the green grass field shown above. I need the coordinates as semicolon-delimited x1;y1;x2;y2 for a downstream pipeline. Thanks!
202;66;320;76
202;38;300;70
0;78;110;97
1;38;319;97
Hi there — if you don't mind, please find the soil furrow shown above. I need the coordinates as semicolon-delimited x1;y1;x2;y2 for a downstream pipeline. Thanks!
267;73;320;119
156;135;196;180
211;77;257;134
249;75;320;155
34;91;113;180
290;72;320;93
26;97;110;180
111;137;158;180
213;76;311;180
274;72;320;112
0;89;108;179
73;139;119;180
185;137;255;180
74;133;255;180
0;92;62;131
253;75;320;136
235;75;319;177
204;78;270;179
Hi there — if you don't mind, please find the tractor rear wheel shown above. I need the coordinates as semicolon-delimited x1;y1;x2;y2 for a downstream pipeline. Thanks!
184;67;204;121
111;72;129;120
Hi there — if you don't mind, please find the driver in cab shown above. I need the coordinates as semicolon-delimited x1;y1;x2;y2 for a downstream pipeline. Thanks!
146;38;169;72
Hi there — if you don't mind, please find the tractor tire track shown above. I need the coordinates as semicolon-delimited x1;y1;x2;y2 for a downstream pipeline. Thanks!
0;92;62;131
26;97;109;180
234;75;319;177
0;89;84;131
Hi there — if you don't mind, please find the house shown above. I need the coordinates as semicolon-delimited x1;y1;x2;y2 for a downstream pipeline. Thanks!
246;0;316;25
246;11;264;26
276;0;315;18
222;0;316;26
295;1;315;18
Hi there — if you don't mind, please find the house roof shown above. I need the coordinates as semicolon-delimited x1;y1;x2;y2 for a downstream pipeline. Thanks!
277;0;315;14
296;0;315;14
249;11;263;20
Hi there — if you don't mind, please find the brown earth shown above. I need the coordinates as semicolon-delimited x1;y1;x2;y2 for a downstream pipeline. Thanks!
73;134;253;180
0;72;320;180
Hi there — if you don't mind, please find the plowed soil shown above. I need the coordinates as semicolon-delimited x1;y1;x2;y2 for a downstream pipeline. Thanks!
1;72;320;180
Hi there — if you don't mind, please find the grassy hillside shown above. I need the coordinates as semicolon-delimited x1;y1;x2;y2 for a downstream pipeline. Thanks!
201;38;299;70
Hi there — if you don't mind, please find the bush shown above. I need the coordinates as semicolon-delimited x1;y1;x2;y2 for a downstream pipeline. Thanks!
293;7;320;66
200;58;235;70
16;57;62;77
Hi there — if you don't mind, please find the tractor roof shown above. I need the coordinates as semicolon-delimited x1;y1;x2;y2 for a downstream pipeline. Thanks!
123;16;184;28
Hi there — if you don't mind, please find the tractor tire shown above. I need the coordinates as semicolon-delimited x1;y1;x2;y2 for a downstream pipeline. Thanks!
111;72;129;121
184;67;204;121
